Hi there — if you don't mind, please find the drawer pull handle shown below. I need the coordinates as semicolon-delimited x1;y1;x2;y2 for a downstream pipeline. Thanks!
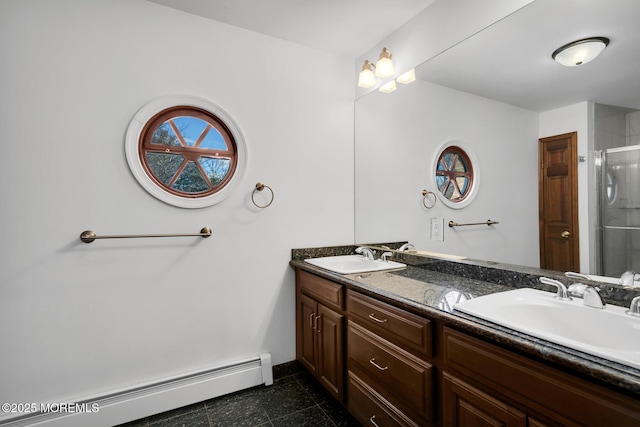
369;358;388;371
368;313;388;323
315;315;321;333
369;415;380;427
309;312;316;329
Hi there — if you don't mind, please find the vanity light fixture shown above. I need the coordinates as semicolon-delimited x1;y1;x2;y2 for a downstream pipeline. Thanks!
358;47;395;88
552;37;609;67
357;60;376;88
379;80;397;94
375;47;394;78
397;68;416;84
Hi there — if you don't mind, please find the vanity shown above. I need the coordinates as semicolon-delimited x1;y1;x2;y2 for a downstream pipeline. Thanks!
291;246;640;427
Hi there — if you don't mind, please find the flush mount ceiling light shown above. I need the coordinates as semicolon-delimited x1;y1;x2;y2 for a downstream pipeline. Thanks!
552;37;610;67
358;47;395;88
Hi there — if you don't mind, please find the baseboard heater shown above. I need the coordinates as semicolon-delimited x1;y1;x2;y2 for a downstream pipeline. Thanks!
0;353;273;427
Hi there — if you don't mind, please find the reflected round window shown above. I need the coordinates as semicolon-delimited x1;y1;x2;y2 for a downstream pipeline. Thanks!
436;146;473;202
432;142;478;209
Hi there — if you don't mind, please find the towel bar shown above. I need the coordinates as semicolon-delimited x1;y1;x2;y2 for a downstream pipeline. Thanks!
79;227;212;243
448;220;499;228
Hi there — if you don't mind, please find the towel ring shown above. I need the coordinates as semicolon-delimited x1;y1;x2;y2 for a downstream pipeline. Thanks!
252;182;274;208
422;190;436;209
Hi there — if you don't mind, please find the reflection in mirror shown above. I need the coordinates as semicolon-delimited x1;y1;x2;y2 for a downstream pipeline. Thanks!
354;0;640;282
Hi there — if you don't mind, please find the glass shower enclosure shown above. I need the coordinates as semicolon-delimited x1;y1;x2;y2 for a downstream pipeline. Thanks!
598;145;640;277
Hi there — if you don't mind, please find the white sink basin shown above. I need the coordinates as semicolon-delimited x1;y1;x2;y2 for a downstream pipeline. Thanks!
304;255;406;274
454;288;640;369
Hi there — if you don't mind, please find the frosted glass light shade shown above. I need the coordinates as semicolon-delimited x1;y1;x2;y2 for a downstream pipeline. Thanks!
552;37;609;67
375;48;394;78
397;69;416;84
358;60;376;88
379;80;396;93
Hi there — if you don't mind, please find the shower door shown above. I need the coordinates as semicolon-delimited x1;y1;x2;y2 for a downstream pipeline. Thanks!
600;145;640;277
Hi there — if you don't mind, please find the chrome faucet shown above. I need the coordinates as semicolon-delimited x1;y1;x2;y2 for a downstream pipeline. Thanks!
355;246;375;260
397;243;414;252
626;296;640;317
381;251;393;262
582;286;606;309
564;273;606;308
539;277;572;301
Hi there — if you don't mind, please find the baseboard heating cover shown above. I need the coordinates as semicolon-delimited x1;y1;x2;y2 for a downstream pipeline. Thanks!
0;353;273;427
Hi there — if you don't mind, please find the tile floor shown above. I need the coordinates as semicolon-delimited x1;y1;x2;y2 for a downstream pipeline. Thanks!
116;361;361;427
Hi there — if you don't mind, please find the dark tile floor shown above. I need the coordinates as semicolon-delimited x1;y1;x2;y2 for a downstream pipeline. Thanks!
116;361;361;427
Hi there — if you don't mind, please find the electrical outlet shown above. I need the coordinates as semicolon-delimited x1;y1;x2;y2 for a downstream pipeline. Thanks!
430;217;444;241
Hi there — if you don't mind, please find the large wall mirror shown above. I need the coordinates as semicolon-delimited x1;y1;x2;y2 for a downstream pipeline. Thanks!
354;0;640;279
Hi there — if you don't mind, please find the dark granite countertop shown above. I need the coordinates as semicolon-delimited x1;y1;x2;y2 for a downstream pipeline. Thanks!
290;245;640;399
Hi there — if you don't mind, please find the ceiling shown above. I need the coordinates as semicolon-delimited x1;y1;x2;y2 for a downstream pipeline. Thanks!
145;0;435;58
416;0;640;112
146;0;639;112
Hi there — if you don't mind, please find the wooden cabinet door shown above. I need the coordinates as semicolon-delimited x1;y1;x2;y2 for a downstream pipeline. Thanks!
317;304;344;401
297;293;318;375
443;372;527;427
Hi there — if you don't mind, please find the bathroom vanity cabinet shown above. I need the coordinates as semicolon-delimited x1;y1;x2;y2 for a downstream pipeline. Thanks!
442;327;640;427
294;267;640;427
295;269;345;402
347;290;436;426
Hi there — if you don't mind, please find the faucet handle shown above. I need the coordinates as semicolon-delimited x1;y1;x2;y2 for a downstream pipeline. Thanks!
381;251;393;262
540;277;572;301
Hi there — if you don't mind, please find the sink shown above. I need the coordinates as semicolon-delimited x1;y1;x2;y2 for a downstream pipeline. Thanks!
304;255;406;274
454;288;640;369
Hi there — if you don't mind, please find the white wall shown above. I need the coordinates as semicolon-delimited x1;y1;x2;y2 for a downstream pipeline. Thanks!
539;102;592;273
0;0;354;413
355;80;540;267
355;0;535;98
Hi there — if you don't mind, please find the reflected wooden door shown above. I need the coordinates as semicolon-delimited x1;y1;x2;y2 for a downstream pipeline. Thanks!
538;132;579;271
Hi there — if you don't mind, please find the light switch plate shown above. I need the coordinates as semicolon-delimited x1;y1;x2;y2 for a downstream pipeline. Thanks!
430;217;444;241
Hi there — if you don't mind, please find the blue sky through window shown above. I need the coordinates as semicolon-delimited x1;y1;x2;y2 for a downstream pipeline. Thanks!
173;116;227;149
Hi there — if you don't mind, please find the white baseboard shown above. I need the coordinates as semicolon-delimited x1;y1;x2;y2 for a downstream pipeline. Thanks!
1;353;273;427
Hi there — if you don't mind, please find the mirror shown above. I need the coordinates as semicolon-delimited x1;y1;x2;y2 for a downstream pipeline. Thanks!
354;0;640;280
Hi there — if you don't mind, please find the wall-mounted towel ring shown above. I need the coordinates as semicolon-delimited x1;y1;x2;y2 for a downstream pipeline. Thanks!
421;190;436;209
252;182;274;208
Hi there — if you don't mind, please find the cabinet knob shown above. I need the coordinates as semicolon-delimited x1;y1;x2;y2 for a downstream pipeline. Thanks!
561;230;570;239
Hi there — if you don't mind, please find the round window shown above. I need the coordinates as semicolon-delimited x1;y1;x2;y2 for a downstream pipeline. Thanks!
125;96;247;208
432;142;478;209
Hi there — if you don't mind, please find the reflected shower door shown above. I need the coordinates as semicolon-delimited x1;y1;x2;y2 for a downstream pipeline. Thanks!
601;145;640;277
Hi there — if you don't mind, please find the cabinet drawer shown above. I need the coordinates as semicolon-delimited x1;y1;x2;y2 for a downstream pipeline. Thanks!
347;290;432;357
348;372;422;427
297;269;344;311
443;327;640;426
348;321;434;421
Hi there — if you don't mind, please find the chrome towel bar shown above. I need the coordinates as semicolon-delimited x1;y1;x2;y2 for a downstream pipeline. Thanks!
448;220;499;228
79;227;212;243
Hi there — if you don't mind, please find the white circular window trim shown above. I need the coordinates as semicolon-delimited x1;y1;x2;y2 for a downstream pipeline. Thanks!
431;140;480;210
125;95;248;209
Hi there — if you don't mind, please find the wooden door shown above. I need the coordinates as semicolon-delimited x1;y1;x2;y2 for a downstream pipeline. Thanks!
538;132;579;272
